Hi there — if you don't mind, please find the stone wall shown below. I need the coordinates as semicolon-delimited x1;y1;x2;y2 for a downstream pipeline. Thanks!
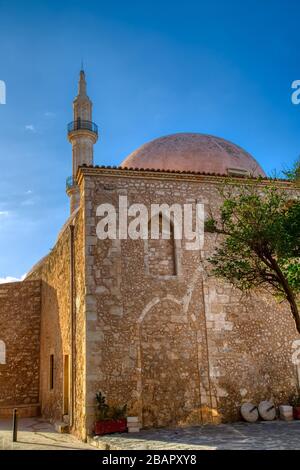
27;209;87;439
9;167;298;437
0;280;41;414
74;205;88;440
79;168;300;430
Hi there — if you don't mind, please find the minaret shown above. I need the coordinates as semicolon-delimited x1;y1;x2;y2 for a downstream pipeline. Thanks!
67;69;98;213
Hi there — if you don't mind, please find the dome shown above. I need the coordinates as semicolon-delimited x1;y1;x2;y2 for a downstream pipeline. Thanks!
121;133;266;177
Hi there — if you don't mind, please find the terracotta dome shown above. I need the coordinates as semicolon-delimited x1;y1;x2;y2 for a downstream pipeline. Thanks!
121;133;266;177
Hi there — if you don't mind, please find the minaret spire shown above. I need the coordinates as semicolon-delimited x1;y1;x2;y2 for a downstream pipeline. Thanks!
78;69;87;96
66;69;99;213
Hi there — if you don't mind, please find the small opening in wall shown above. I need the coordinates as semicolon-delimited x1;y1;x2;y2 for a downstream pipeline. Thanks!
227;167;250;177
0;340;6;364
63;355;70;415
50;354;54;390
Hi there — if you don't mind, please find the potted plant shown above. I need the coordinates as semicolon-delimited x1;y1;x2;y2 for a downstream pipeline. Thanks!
289;394;300;420
94;392;127;435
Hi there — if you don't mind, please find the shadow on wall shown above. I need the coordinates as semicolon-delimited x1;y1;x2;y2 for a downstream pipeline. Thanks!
0;280;41;411
39;281;65;425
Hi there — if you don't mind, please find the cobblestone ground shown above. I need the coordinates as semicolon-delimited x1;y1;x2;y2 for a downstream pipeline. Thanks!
0;418;95;450
1;418;300;450
89;421;300;450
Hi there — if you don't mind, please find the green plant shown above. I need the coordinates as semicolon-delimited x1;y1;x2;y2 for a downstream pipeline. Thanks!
206;184;300;334
283;157;300;184
95;391;127;421
109;404;127;420
95;391;109;420
289;394;300;407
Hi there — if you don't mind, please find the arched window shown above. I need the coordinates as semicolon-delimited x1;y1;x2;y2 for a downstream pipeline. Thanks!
0;340;6;364
147;214;177;277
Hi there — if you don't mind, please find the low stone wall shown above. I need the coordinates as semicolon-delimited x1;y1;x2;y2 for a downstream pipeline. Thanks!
0;280;41;411
27;210;87;440
0;404;40;419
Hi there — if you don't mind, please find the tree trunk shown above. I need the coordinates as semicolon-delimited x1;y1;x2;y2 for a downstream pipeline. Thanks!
288;296;300;335
268;255;300;335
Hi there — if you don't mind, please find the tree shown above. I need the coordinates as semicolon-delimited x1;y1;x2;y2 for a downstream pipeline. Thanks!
206;182;300;334
283;157;300;184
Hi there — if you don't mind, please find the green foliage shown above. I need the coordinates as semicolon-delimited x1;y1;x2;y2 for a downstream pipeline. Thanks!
95;391;127;421
109;404;127;420
206;182;300;332
281;258;300;291
283;157;300;184
95;391;109;420
204;218;218;233
289;394;300;407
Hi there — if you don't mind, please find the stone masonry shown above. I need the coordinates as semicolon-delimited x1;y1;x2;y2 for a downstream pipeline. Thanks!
79;167;300;435
0;280;41;417
1;166;299;440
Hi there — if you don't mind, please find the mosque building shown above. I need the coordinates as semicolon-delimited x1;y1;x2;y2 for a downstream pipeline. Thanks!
0;71;298;440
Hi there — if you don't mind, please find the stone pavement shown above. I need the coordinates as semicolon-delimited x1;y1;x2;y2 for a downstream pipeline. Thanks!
1;417;300;450
0;417;95;450
88;421;300;450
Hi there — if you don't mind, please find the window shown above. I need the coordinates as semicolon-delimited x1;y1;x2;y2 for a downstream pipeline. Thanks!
227;168;250;177
0;340;6;364
49;354;54;390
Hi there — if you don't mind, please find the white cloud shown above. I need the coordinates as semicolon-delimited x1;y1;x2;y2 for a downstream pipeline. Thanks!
44;111;56;118
0;211;9;217
25;190;33;195
25;124;36;132
0;274;26;284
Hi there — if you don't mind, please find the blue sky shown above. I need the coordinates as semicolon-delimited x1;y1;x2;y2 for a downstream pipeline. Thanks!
0;0;300;279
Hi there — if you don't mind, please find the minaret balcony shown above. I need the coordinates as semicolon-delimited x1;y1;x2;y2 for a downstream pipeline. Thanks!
66;176;77;191
67;120;98;135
